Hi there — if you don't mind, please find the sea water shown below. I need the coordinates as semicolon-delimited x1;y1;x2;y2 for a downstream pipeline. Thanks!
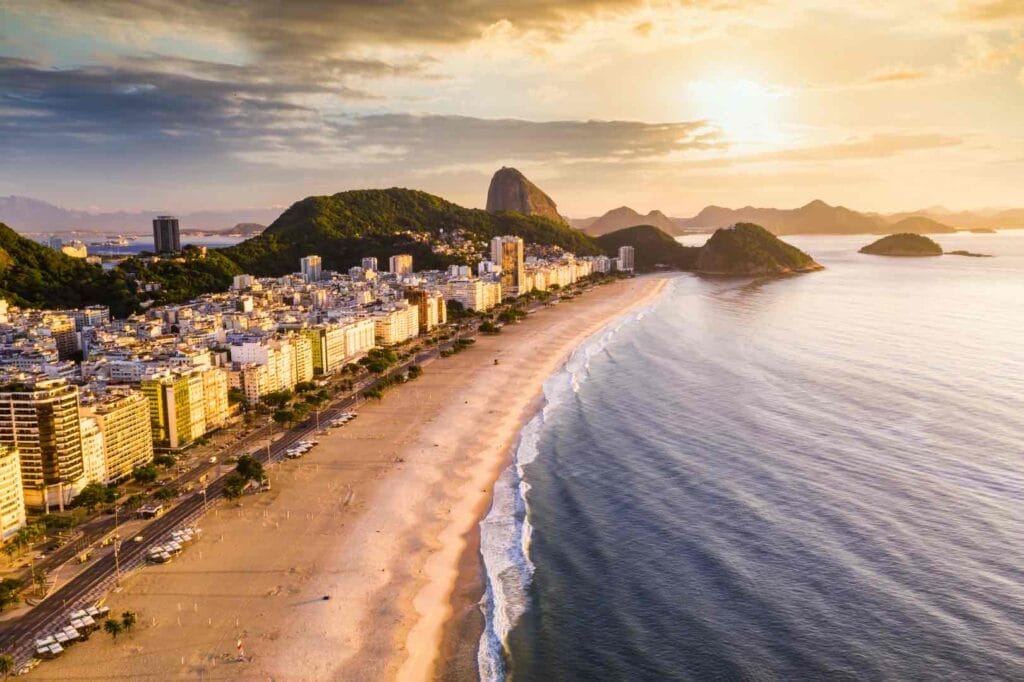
479;232;1024;680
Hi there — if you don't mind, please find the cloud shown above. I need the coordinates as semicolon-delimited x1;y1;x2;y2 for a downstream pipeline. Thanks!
0;55;723;173
690;133;965;168
958;0;1024;21
23;0;674;59
863;66;930;84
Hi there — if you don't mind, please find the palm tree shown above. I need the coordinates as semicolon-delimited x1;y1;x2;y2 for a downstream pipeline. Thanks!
103;618;123;641
121;610;137;633
0;653;14;679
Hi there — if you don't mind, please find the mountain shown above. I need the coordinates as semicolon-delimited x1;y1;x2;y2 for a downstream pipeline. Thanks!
221;187;599;276
181;222;266;238
678;199;885;236
0;195;281;234
485;167;566;224
885;216;955;234
887;207;1024;231
579;206;680;237
859;233;943;257
696;223;823;275
0;222;138;316
596;225;699;271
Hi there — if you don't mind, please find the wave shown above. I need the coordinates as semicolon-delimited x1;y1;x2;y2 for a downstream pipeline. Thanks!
477;284;673;681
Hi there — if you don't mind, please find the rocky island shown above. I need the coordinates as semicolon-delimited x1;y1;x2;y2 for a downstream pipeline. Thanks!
695;223;823;276
859;233;943;257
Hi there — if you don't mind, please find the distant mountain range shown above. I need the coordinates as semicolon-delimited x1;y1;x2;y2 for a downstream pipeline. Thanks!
574;200;1024;237
0;196;281;234
571;206;679;236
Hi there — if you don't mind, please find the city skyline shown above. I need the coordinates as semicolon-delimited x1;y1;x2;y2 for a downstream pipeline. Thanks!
2;1;1023;216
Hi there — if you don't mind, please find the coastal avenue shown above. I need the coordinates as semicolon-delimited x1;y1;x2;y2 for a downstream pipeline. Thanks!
0;332;474;669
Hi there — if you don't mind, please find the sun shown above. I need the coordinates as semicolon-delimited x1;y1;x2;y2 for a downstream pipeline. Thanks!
687;78;792;151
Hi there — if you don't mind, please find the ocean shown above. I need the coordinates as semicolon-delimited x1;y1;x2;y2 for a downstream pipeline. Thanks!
478;231;1024;680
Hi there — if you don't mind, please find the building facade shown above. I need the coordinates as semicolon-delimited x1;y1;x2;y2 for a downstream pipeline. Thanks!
389;254;413;275
0;446;25;542
491;236;525;293
300;255;323;282
618;245;635;272
89;392;155;482
153;215;181;253
0;378;85;509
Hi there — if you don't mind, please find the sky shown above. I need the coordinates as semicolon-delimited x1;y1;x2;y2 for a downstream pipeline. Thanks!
1;0;1022;217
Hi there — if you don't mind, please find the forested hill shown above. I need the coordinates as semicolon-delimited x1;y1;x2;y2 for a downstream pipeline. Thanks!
0;222;138;317
221;188;600;276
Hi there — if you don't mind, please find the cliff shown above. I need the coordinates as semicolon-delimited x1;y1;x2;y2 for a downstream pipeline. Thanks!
485;167;565;224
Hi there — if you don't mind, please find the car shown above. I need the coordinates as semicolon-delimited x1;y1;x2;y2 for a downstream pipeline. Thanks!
208;456;217;464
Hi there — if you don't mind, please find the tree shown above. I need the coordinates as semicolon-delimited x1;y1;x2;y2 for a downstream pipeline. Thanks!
32;570;47;594
294;381;317;393
103;618;123;641
479;321;500;334
261;390;293;409
123;493;146;511
223;473;247;500
132;464;158;484
121;610;137;633
71;482;117;512
153;454;176;468
154;486;179;502
272;408;295;428
235;455;265;483
0;653;14;679
0;579;22;613
227;386;246;405
407;365;423;379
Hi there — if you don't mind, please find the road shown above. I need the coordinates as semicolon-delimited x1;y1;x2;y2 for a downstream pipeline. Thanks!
0;338;464;668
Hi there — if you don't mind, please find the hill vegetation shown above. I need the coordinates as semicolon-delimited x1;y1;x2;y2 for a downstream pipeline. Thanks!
222;188;599;276
696;223;822;275
0;222;139;316
859;233;943;257
596;225;699;271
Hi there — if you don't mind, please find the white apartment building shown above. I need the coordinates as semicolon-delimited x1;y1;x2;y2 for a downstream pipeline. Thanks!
0;446;25;542
445;278;503;312
373;303;420;345
618;245;636;272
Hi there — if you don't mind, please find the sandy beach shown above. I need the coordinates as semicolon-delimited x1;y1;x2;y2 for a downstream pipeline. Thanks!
34;273;671;681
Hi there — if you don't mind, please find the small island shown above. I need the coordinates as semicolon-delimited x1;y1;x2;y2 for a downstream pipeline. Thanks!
859;233;943;257
696;223;823;276
946;250;992;258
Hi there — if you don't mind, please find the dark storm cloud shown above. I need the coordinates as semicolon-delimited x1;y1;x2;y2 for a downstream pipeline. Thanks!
29;0;663;57
0;57;721;167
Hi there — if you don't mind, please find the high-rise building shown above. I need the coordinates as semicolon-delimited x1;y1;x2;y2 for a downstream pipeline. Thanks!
79;416;106;484
491;236;525;294
618;245;635;272
373;303;420;345
445;278;502;312
153;216;181;253
302;325;348;375
361;257;379;272
0;378;85;509
389;254;413;275
300;255;323;282
43;314;78;360
88;392;154;483
0;446;26;542
404;289;447;334
141;369;211;449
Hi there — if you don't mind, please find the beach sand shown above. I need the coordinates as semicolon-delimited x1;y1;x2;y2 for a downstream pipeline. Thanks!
35;274;670;681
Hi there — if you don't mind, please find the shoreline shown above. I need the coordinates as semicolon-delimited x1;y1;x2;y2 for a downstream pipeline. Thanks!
438;276;672;682
33;273;672;681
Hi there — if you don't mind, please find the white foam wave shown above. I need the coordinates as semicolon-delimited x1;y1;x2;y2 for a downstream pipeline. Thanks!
477;283;673;681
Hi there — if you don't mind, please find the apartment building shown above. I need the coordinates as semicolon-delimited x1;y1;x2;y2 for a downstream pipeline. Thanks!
88;392;155;482
0;446;25;542
445;278;503;312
